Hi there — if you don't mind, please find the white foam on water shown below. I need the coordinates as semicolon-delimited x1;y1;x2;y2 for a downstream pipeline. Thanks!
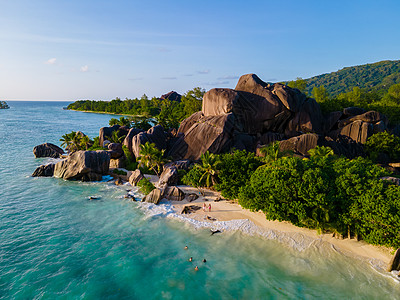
137;201;398;281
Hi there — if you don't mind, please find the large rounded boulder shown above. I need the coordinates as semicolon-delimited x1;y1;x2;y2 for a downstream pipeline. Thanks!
33;143;64;158
54;150;110;181
169;113;235;160
131;125;168;158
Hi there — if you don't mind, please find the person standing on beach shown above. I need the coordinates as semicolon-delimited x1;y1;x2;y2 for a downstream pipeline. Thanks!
203;203;206;212
208;204;211;212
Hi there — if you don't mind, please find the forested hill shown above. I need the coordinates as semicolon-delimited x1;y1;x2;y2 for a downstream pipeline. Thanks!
305;60;400;97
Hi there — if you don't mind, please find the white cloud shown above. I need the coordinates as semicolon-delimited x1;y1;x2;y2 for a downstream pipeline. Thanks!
197;70;210;74
80;65;89;72
45;58;57;65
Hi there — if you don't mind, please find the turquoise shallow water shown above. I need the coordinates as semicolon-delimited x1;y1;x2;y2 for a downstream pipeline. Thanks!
1;101;400;299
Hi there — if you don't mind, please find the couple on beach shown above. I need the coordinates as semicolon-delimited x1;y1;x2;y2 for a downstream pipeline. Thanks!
203;203;211;212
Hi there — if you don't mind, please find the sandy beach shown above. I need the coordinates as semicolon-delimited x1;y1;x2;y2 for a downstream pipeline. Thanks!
167;185;393;267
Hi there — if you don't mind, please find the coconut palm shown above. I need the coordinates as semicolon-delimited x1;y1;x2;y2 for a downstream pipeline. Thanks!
108;130;126;144
80;135;91;150
308;146;335;159
198;151;221;187
137;142;167;176
259;141;292;163
60;131;76;151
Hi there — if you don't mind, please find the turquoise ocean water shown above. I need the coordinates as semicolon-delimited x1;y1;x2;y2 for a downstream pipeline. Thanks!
1;101;399;299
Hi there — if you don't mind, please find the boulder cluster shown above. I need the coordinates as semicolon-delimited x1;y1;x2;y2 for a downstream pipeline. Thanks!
115;74;387;161
32;73;388;189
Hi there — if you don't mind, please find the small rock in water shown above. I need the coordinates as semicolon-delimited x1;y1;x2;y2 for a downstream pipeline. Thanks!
210;229;221;235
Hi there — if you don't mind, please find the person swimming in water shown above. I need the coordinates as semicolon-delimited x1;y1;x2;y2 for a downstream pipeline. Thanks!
184;246;188;250
203;258;207;263
195;266;199;271
189;257;193;262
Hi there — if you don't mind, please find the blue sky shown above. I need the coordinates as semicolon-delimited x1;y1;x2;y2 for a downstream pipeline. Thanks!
1;0;399;101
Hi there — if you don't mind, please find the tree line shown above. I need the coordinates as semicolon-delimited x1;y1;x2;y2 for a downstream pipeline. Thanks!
182;143;400;249
288;77;400;124
67;87;205;130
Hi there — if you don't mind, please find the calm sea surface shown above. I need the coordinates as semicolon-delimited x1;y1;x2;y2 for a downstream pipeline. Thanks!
0;101;399;299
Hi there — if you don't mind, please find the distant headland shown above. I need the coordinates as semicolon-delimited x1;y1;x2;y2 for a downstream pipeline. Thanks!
0;101;10;109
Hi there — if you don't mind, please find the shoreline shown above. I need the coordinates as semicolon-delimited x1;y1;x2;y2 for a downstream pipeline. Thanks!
152;185;394;271
67;108;142;117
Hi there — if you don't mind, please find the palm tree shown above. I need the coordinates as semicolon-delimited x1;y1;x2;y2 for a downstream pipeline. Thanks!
198;151;221;188
60;131;76;151
259;141;292;163
108;130;126;144
80;135;91;150
308;146;334;159
137;142;167;176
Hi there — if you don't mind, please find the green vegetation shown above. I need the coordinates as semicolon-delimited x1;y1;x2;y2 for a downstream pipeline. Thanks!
305;60;400;96
112;169;127;175
237;153;400;248
182;146;400;249
122;145;138;171
60;131;92;152
67;87;205;130
364;131;400;163
0;101;9;109
214;150;262;200
285;61;400;124
137;178;155;195
137;142;168;176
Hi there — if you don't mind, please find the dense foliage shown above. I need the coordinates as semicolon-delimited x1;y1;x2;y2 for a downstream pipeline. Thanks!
214;150;263;200
236;153;400;248
67;87;205;130
287;77;400;123
364;131;400;163
137;142;168;176
305;60;400;96
137;178;155;195
60;131;92;152
182;146;400;248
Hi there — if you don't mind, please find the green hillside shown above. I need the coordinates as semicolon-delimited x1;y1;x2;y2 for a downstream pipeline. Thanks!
305;60;400;97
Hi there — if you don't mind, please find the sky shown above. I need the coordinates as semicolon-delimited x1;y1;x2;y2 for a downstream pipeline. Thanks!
0;0;400;101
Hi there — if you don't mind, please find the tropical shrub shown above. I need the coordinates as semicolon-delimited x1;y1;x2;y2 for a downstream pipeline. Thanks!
237;153;400;248
214;150;262;200
137;142;168;176
122;145;138;171
364;131;400;163
137;178;155;195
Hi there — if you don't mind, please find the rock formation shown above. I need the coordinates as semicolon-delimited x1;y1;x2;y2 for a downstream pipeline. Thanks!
142;188;164;204
53;150;110;181
157;165;179;187
160;91;181;102
163;186;185;201
168;73;387;160
32;164;55;177
131;125;168;158
33;143;64;158
128;169;145;186
99;125;130;148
